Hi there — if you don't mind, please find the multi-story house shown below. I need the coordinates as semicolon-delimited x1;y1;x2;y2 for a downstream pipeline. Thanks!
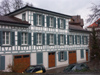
0;5;89;72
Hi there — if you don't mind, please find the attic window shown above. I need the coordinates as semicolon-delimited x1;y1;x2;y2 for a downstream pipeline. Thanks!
22;13;26;21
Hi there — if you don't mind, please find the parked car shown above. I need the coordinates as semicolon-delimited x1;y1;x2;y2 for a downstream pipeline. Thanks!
63;63;89;72
23;65;46;73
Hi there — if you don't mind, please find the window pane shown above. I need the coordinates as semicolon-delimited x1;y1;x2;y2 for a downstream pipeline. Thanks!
3;32;5;44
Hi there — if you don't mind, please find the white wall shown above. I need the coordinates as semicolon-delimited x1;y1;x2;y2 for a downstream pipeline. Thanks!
43;52;48;68
56;51;68;67
30;53;36;65
5;55;13;72
76;50;86;63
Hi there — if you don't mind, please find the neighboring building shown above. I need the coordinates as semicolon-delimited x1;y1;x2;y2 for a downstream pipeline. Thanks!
0;5;90;72
87;18;100;38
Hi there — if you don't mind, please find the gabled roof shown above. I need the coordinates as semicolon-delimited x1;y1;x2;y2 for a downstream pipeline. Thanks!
88;18;100;28
69;25;90;33
0;16;30;27
6;5;71;19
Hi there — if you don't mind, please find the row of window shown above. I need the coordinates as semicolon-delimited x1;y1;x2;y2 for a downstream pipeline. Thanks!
58;49;85;61
67;35;88;45
0;31;88;46
22;13;66;29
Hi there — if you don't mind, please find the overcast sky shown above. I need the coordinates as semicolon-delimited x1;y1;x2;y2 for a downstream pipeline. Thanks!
24;0;100;27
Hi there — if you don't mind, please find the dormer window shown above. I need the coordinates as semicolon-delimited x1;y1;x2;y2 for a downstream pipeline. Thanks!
22;13;26;21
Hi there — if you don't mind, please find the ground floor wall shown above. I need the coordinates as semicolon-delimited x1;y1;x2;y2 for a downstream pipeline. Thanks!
0;49;89;72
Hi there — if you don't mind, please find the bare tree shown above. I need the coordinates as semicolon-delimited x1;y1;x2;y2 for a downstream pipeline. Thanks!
87;3;100;23
0;0;11;15
11;0;24;10
0;0;33;15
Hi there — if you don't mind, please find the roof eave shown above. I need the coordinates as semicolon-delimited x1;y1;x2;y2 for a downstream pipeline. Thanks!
69;28;91;33
6;6;72;19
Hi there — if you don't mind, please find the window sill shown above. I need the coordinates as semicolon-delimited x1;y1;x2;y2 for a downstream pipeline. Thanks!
60;60;66;62
49;44;54;46
36;44;43;46
60;44;64;46
21;44;28;46
2;45;12;47
36;25;42;27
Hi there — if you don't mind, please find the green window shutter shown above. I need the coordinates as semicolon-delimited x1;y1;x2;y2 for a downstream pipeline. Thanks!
82;36;84;44
42;33;45;45
28;33;31;45
75;35;77;44
47;16;50;27
58;18;60;28
80;36;81;44
67;35;69;45
72;35;74;45
54;34;56;45
42;15;44;27
64;35;66;45
58;52;61;61
18;32;21;46
54;17;56;28
64;19;66;29
0;56;5;70
33;13;37;26
81;49;84;58
64;51;67;61
37;52;43;65
0;31;2;46
11;32;15;46
58;34;60;45
34;33;37;45
47;34;49;45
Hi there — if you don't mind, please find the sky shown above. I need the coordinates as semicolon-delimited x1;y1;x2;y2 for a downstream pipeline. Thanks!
23;0;100;27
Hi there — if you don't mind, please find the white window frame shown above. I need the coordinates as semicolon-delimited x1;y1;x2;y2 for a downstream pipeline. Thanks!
37;33;42;45
3;31;10;45
36;14;42;26
50;34;54;45
69;35;73;45
50;17;54;27
21;32;28;45
22;13;26;21
60;35;64;45
77;36;80;44
60;19;64;29
84;37;87;44
60;51;64;61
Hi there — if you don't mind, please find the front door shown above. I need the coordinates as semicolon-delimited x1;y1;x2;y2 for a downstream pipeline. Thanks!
86;50;88;61
48;52;55;68
69;51;76;64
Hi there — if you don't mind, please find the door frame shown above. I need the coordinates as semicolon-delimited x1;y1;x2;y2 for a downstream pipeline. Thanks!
68;50;77;64
48;52;56;68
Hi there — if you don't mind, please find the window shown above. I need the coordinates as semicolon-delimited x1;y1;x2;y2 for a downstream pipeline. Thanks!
60;51;64;60
22;13;26;21
50;17;54;27
36;14;42;26
3;32;10;45
81;50;84;58
60;19;64;28
37;33;42;45
69;35;73;45
60;35;64;44
77;36;80;44
84;37;87;44
50;34;54;45
21;32;28;45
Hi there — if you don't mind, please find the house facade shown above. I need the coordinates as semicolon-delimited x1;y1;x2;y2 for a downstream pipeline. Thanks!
0;5;89;72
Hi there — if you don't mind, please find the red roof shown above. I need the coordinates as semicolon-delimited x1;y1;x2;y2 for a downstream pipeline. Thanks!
88;18;100;28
